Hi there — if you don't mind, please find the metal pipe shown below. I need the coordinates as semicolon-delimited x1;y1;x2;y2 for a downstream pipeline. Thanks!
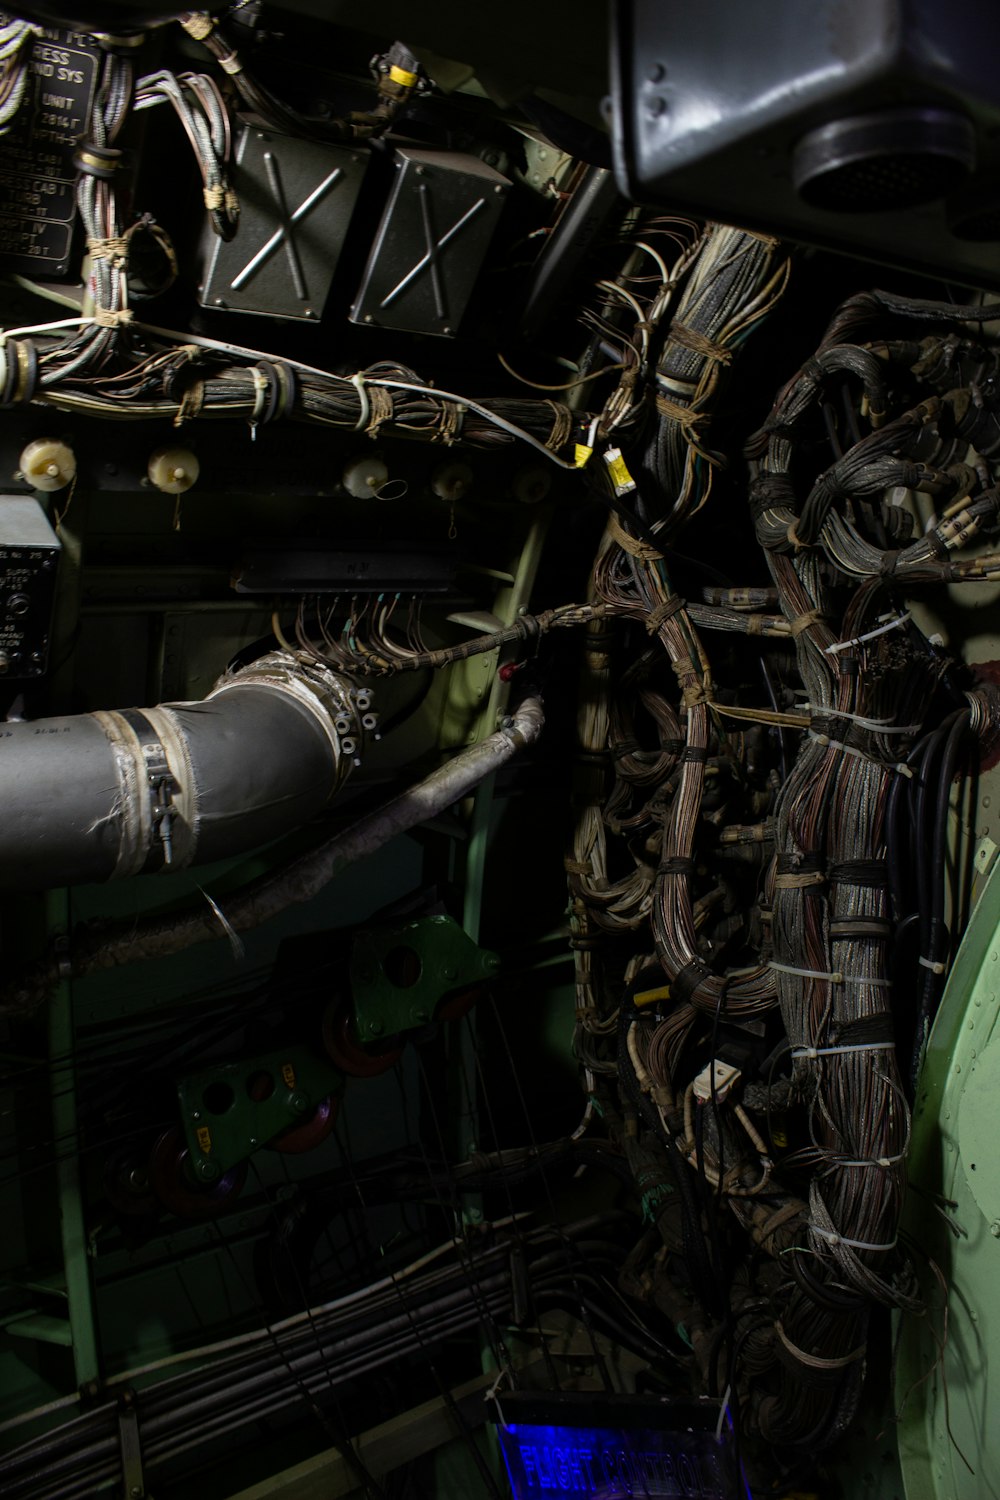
0;652;359;890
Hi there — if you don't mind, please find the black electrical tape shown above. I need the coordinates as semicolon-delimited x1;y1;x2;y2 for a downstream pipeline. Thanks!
274;359;297;419
829;918;892;939
659;857;695;876
776;852;823;875
671;957;712;1008
832;1013;895;1046
748;473;795;518
683;746;708;764
828;861;887;887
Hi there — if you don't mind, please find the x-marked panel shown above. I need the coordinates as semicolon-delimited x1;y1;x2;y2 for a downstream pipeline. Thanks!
351;147;510;337
200;130;368;320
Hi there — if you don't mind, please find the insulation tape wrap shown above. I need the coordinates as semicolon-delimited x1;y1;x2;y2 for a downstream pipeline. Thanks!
0;654;361;889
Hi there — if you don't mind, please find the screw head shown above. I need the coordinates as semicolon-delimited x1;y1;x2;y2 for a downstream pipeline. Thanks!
196;1158;219;1181
368;1019;384;1037
289;1092;309;1114
991;1221;1000;1238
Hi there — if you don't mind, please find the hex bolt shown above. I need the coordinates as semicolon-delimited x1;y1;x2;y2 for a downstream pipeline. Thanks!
368;1019;384;1036
992;1221;1000;1238
196;1158;219;1181
289;1092;309;1114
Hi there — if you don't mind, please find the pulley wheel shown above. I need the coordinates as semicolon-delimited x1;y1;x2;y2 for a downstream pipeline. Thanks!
103;1145;158;1217
148;1127;247;1219
268;1094;340;1154
322;1001;403;1078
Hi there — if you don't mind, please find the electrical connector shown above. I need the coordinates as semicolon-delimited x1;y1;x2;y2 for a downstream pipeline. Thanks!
692;1059;742;1104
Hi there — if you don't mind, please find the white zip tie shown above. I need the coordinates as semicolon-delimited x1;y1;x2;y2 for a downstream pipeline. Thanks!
918;956;947;975
793;1042;894;1059
809;1224;897;1253
841;976;894;988
832;1153;906;1169
808;730;913;778
770;961;844;983
825;611;910;656
801;703;921;735
351;371;370;433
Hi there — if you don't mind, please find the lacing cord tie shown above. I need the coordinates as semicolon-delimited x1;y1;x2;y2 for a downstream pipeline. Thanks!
645;595;685;634
87;235;130;265
180;12;215;40
667;319;733;365
544;401;573;453
790;609;822;637
92;307;134;328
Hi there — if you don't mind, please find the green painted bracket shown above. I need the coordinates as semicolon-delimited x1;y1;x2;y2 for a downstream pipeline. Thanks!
177;1046;343;1178
896;855;1000;1500
350;915;499;1043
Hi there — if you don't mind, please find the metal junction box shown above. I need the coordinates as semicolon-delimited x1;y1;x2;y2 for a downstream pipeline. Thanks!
613;0;1000;288
350;147;510;336
0;495;60;678
199;128;368;319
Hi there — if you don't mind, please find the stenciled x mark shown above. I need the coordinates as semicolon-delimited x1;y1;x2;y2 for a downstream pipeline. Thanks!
230;149;343;300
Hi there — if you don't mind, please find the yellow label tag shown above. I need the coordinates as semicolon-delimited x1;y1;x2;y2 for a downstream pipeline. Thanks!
573;443;593;468
196;1126;212;1155
603;446;635;494
389;64;418;87
281;1061;296;1089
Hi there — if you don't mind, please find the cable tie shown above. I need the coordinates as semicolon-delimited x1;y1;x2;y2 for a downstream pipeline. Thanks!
807;729;913;777
832;1153;906;1168
249;363;268;426
918;956;947;975
841;976;894;988
351;371;370;433
809;1224;897;1253
793;1041;894;1059
825;612;910;656
801;703;921;734
770;962;843;983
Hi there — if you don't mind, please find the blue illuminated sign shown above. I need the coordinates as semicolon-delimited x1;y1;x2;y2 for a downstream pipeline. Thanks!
497;1419;736;1499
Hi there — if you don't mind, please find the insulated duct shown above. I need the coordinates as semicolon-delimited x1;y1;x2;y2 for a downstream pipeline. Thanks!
0;652;363;890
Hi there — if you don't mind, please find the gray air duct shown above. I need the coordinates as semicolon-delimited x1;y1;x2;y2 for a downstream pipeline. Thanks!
0;652;364;890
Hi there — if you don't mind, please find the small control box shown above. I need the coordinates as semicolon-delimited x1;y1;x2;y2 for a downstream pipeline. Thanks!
0;496;60;678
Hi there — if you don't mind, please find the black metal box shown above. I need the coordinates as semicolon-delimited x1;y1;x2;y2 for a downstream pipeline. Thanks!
199;128;368;320
613;0;1000;288
350;147;509;336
